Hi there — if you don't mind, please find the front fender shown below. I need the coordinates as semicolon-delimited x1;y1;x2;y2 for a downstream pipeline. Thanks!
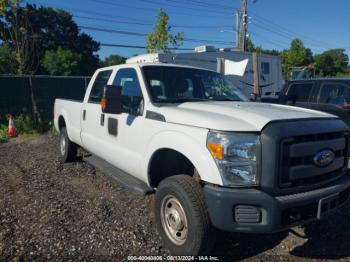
143;130;223;186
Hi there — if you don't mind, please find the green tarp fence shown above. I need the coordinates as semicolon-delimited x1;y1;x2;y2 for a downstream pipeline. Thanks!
0;75;90;124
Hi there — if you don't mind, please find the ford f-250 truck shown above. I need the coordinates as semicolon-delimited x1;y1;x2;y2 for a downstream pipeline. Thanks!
54;63;350;255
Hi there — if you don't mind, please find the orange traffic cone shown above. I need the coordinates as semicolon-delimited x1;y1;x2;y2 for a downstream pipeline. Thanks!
7;114;17;138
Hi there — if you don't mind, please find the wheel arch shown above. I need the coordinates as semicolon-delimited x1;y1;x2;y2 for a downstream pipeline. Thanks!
58;115;66;131
148;148;196;188
144;131;223;188
56;112;74;142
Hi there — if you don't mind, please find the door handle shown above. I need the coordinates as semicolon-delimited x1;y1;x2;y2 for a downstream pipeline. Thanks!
100;113;105;126
83;110;86;120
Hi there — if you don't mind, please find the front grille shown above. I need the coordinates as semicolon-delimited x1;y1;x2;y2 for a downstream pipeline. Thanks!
280;131;348;189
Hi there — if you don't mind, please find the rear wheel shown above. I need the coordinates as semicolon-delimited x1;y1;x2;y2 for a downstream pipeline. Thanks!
59;127;77;162
155;175;216;255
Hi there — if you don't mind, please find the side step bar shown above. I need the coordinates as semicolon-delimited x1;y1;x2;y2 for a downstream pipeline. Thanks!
84;155;154;196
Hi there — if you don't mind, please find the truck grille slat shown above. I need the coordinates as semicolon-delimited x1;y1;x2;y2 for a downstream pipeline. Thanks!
280;131;348;189
289;137;345;158
289;157;344;180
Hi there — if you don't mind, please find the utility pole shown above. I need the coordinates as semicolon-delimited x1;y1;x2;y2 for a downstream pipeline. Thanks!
239;0;248;51
235;10;240;49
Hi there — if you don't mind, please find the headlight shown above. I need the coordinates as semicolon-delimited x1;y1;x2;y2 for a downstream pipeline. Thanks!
207;131;260;187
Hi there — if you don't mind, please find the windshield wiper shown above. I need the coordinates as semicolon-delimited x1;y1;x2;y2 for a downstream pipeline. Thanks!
156;97;209;103
209;96;241;102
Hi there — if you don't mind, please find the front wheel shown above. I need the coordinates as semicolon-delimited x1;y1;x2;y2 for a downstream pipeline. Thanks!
59;127;77;162
154;175;216;255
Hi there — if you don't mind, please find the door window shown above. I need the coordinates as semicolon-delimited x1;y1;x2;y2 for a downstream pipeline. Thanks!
89;70;113;103
286;83;313;104
319;83;350;106
113;68;143;115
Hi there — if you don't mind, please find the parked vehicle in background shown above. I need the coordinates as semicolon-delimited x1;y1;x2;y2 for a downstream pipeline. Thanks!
126;47;283;99
277;79;350;126
54;63;350;255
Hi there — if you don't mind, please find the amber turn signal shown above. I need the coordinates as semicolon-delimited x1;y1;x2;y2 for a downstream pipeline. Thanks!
101;97;107;110
207;143;224;160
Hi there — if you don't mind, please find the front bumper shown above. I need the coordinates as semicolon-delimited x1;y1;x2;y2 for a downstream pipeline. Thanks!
203;173;350;233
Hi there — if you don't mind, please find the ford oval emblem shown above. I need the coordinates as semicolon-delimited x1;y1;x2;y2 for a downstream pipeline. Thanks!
313;149;335;167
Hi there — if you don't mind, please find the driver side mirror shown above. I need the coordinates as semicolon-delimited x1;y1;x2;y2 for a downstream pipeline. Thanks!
101;85;123;114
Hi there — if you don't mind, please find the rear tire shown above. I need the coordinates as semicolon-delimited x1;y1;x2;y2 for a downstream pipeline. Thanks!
59;127;77;162
155;175;216;255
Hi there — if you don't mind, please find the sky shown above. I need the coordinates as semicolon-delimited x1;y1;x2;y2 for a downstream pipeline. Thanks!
29;0;350;60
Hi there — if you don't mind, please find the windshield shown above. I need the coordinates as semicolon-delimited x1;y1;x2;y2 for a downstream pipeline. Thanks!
143;66;248;103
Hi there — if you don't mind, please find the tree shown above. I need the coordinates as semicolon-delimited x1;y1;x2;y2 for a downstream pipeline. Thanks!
245;37;255;53
146;9;184;53
0;0;6;15
245;37;280;56
314;49;349;76
0;44;17;74
281;39;313;78
0;1;38;74
100;54;126;67
1;3;100;75
26;4;100;75
0;0;16;15
42;47;82;76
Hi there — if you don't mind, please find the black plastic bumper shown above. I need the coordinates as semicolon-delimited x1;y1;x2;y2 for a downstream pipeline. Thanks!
203;174;350;233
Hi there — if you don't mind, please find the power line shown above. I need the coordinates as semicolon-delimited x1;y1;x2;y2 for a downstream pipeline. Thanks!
250;18;334;50
143;0;338;49
101;43;192;50
74;15;232;30
251;23;298;43
79;25;234;45
86;0;234;18
32;0;153;23
137;0;235;16
250;13;334;48
168;0;236;10
35;0;339;51
32;0;231;29
74;15;153;27
249;30;288;49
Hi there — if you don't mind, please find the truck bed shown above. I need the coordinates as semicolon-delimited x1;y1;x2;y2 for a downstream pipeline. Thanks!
54;98;83;146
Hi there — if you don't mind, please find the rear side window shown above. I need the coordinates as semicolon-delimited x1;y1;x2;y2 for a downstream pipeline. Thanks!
89;70;113;103
286;83;313;103
319;83;350;106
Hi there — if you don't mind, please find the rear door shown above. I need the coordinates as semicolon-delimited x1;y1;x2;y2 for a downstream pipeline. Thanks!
81;69;114;156
316;82;350;125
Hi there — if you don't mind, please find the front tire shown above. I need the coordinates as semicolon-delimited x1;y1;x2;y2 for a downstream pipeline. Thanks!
155;175;216;255
59;127;77;162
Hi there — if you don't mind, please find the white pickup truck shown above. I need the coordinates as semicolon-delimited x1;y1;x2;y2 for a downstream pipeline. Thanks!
54;63;350;255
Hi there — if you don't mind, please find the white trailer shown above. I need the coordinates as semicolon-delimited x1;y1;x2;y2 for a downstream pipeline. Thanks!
126;47;283;99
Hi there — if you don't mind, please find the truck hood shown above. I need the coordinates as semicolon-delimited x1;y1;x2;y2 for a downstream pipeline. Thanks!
157;102;335;132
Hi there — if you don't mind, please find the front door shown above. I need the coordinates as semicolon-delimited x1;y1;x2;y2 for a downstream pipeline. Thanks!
99;68;149;180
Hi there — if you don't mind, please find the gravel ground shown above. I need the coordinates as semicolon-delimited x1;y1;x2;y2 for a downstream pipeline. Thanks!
1;134;350;261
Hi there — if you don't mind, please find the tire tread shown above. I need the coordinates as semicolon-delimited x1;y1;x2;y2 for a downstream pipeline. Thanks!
156;175;216;255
